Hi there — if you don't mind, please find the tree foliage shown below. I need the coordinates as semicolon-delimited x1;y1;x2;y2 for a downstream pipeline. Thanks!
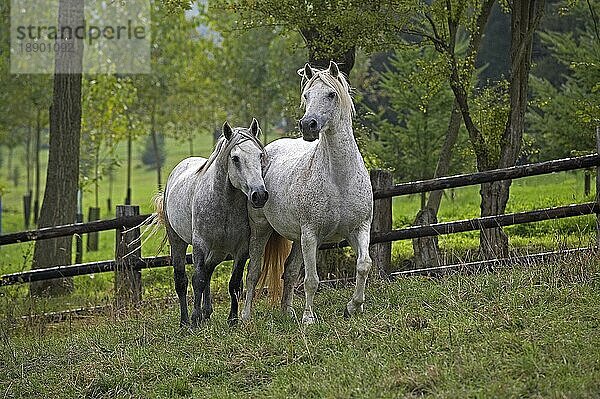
529;2;600;159
361;46;465;181
80;76;137;206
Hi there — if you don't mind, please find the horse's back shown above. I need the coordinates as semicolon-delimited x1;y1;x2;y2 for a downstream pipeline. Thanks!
165;157;207;244
266;137;317;164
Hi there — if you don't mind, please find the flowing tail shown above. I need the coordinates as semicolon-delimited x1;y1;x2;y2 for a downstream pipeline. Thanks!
257;231;292;305
152;191;166;226
122;192;166;257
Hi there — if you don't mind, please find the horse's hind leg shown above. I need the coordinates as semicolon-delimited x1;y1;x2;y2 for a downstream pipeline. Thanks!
167;225;190;327
281;241;302;316
345;223;373;317
228;254;247;326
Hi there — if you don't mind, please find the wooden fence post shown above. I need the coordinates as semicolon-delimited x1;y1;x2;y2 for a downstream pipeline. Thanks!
370;169;393;278
596;126;600;249
115;205;142;308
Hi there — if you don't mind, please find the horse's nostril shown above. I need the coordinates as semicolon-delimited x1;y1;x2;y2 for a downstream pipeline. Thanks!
309;119;318;131
251;192;259;203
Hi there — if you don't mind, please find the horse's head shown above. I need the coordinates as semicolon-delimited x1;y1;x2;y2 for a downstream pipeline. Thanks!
223;119;269;208
297;61;354;142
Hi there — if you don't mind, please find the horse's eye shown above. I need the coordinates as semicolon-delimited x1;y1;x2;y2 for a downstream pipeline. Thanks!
327;91;336;99
231;155;240;163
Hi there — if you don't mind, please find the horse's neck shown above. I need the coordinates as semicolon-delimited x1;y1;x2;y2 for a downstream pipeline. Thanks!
202;158;242;204
316;116;364;187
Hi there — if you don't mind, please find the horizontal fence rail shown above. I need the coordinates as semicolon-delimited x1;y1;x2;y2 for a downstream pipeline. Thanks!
0;254;192;286
0;214;151;246
374;154;600;199
2;203;597;286
320;202;598;249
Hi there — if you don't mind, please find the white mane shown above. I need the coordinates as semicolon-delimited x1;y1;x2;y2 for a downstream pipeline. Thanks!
301;69;355;118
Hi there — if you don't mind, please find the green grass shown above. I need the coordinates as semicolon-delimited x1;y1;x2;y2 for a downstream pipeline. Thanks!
2;256;600;398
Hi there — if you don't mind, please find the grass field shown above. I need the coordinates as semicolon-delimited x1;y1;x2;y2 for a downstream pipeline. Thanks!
2;255;600;398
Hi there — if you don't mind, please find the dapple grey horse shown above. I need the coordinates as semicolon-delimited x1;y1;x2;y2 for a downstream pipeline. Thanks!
155;119;268;327
242;62;374;324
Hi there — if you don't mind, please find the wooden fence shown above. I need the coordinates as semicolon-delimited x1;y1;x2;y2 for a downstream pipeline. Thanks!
1;154;599;306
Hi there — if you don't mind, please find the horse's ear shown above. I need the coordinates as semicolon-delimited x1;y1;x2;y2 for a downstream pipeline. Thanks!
328;61;339;78
300;63;314;80
222;121;233;141
250;118;260;138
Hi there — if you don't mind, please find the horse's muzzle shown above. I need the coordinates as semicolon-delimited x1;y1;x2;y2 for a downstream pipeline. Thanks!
299;117;320;142
250;189;269;208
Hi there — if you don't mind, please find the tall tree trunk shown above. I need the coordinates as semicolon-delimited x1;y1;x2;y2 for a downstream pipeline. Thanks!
412;101;462;268
7;146;13;183
94;149;99;208
34;108;41;223
479;0;544;259
150;99;162;190
411;0;493;268
24;124;33;229
26;124;32;193
30;0;83;296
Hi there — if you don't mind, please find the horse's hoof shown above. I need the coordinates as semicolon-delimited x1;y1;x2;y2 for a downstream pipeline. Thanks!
202;308;213;321
281;306;295;318
344;302;364;318
227;317;238;328
179;318;190;328
343;305;352;318
240;310;252;324
178;324;192;335
302;313;317;325
191;312;202;328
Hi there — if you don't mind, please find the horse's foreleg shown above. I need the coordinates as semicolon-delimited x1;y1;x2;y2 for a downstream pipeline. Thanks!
241;226;272;322
345;224;373;317
301;231;319;324
228;255;247;326
167;227;189;327
202;277;213;321
191;245;215;327
281;241;302;316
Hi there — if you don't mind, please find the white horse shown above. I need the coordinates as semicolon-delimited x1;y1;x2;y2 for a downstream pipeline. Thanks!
242;62;374;324
154;119;270;327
